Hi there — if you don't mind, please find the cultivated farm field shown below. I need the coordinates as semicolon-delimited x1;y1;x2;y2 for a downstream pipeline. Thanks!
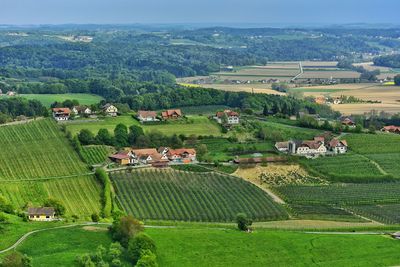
0;119;88;180
81;145;114;165
111;168;288;222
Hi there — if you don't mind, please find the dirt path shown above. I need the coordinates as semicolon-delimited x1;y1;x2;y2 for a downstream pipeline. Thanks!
358;154;388;176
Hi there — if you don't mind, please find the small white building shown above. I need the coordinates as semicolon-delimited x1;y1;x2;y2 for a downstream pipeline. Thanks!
329;139;348;154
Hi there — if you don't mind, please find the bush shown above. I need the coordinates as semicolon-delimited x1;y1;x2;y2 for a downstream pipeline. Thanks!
109;215;144;247
91;213;100;222
135;250;158;267
128;233;157;264
1;251;32;267
236;213;252;231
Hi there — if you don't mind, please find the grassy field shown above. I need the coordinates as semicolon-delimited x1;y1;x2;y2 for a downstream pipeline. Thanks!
18;93;103;107
0;119;88;180
7;222;400;267
17;225;112;267
111;168;288;222
81;145;114;165
150;228;400;267
66;115;222;137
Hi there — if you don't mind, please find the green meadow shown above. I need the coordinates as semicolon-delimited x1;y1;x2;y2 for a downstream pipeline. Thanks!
18;93;104;107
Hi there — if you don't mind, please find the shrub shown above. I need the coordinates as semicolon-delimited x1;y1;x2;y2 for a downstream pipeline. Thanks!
1;252;32;267
110;215;144;247
236;213;252;231
135;250;158;267
128;233;157;264
91;213;100;222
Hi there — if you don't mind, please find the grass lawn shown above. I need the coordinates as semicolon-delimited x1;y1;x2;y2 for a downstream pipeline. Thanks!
67;115;222;137
18;94;104;107
149;228;400;267
17;225;113;267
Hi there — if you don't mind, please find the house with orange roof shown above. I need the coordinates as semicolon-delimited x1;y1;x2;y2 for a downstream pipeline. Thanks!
52;108;71;121
214;110;240;125
381;125;400;134
161;109;182;120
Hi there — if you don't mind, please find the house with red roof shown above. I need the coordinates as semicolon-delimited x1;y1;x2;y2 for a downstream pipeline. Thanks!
52;108;71;121
381;125;400;134
214;110;240;125
328;139;348;154
159;147;197;163
137;110;158;123
161;109;182;120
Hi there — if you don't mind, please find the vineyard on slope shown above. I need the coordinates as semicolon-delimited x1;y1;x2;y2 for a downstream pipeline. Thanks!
111;168;288;222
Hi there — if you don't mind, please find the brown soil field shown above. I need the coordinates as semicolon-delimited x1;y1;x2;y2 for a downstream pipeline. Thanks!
301;61;339;67
198;84;285;95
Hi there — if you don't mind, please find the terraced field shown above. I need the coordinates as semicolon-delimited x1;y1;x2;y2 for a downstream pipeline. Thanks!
81;145;113;165
0;119;88;180
111;168;288;222
0;176;101;216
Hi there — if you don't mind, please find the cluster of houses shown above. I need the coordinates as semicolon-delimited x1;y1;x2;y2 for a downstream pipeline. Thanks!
52;103;118;121
109;147;197;167
275;133;348;157
137;109;183;123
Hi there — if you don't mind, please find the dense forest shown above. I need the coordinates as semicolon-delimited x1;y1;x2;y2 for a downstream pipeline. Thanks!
374;54;400;68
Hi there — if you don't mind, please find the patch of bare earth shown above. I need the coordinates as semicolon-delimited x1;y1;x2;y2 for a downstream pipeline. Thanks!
82;226;108;232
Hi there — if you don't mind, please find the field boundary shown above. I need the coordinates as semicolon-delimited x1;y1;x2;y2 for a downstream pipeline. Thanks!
0;173;94;183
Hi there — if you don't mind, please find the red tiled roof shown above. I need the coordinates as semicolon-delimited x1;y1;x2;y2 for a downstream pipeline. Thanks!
138;110;157;118
382;125;400;131
300;141;323;149
109;153;130;160
168;148;196;156
329;139;347;148
52;108;71;114
162;109;182;118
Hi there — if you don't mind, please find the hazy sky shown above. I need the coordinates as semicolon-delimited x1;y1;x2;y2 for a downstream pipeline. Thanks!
1;0;399;25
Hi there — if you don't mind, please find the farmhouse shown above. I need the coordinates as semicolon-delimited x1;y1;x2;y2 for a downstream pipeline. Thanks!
72;106;92;115
109;151;133;165
214;110;240;125
288;140;327;155
28;207;55;221
341;117;356;128
131;148;169;165
102;104;118;117
329;139;348;154
315;96;326;105
381;125;400;134
52;107;71;121
165;148;197;163
161;109;182;120
137;110;158;123
277;134;348;157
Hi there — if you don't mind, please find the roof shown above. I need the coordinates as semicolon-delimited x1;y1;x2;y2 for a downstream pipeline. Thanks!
275;142;289;149
341;118;355;125
313;136;325;143
138;110;157;118
109;152;130;160
28;207;55;216
74;106;90;112
52;108;71;114
382;125;400;131
329;139;348;148
300;141;324;149
161;109;182;117
168;148;196;156
216;110;239;118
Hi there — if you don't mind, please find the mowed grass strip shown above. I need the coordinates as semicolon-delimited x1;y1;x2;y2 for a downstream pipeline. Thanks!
0;119;88;180
19;93;103;107
149;228;400;267
0;176;101;216
111;168;288;222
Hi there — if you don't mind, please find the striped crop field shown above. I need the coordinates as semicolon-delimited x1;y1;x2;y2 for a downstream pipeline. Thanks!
0;176;101;216
0;119;88;180
111;168;288;222
81;145;114;165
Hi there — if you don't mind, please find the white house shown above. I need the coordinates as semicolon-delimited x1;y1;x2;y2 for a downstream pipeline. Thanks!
137;110;158;123
214;110;240;125
102;104;118;116
275;142;289;152
288;140;327;155
329;139;348;154
52;108;71;121
72;106;92;115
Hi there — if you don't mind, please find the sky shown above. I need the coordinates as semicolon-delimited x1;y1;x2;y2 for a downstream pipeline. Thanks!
1;0;399;26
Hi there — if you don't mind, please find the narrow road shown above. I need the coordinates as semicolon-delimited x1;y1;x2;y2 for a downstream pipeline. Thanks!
291;61;303;82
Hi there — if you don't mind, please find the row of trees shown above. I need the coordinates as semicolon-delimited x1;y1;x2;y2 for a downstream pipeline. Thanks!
78;124;184;149
0;98;48;124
